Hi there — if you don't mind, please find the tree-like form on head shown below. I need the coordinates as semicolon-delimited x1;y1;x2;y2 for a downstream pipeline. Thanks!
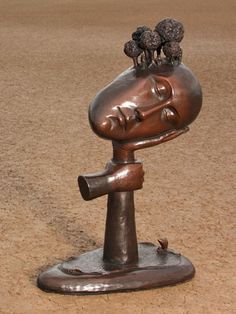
124;18;184;67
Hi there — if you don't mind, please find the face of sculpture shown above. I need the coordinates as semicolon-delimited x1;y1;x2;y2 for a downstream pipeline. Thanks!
89;63;202;142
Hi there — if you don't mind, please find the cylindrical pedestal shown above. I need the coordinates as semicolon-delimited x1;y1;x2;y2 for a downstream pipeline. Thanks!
103;191;138;265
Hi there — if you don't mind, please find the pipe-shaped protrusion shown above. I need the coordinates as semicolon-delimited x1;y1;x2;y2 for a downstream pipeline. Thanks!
78;172;113;201
78;160;144;201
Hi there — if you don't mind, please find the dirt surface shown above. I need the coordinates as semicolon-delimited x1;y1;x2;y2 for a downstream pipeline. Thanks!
0;0;235;313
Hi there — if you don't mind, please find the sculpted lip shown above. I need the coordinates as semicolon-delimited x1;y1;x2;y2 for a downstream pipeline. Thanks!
117;106;127;129
108;106;138;132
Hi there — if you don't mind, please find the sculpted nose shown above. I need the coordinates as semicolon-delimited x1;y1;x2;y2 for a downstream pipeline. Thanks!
135;104;180;126
134;105;166;121
134;102;169;121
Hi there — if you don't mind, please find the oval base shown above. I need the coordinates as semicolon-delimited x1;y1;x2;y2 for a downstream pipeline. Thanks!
37;242;195;294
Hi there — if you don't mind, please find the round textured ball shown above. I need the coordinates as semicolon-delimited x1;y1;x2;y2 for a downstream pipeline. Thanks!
124;40;143;58
163;41;183;61
155;18;184;43
139;31;162;50
132;26;151;41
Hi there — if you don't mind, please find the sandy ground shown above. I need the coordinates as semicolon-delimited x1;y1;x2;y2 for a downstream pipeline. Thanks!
0;0;235;313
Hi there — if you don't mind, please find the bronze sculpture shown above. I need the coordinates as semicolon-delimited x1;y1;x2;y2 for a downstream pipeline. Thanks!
38;18;202;293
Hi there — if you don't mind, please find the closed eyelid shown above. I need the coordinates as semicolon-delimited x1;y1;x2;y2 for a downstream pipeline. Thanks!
149;77;162;97
148;77;172;99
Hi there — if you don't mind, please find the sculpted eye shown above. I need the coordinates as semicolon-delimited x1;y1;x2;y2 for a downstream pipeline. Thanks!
156;83;167;97
161;106;179;126
149;77;172;100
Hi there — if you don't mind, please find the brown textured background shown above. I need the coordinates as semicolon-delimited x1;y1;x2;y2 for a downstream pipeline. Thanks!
0;0;235;313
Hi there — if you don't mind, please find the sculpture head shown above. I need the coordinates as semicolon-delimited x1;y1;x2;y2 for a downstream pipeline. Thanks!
89;18;202;145
89;63;202;142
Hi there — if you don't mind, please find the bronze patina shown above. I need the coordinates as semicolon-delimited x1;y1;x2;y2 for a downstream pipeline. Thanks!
38;18;202;294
